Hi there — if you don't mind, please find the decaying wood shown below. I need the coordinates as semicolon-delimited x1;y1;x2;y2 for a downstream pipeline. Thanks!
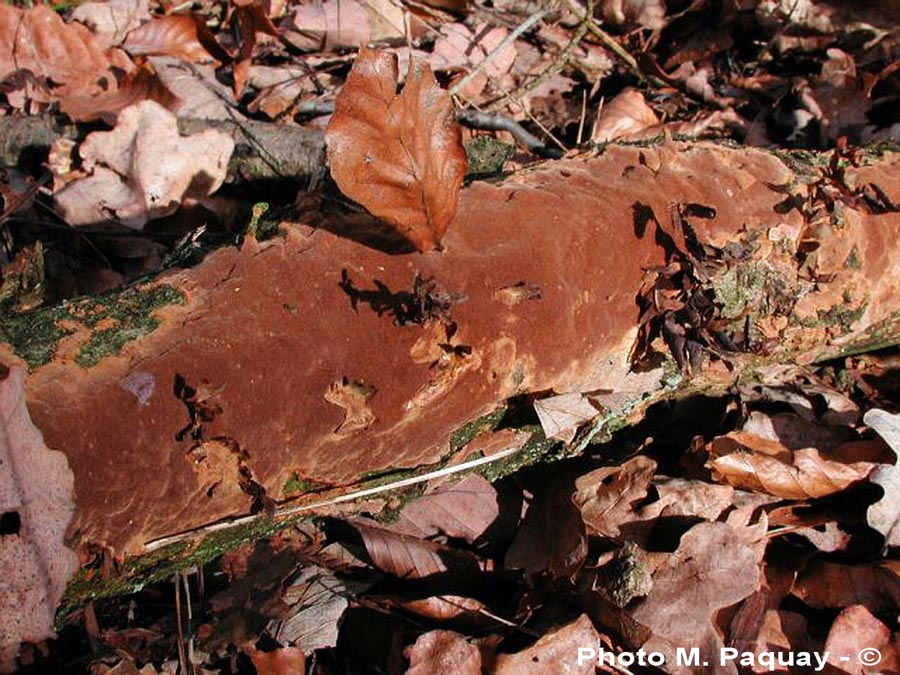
2;141;899;583
0;115;326;183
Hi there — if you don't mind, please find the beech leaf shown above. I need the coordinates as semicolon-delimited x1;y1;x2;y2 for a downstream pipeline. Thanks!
326;46;467;253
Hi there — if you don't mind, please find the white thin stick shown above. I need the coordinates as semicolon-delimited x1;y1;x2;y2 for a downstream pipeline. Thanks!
449;9;548;97
144;446;522;551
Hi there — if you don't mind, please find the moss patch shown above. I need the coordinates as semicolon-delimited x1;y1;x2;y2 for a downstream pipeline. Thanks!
0;283;185;368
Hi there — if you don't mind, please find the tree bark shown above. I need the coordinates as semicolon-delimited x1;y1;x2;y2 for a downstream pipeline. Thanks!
1;141;898;609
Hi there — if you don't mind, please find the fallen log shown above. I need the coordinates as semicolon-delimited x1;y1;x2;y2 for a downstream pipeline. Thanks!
2;140;899;610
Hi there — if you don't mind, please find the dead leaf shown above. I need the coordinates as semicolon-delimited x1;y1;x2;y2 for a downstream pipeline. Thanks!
494;615;601;674
573;455;657;537
630;519;767;672
0;4;121;106
591;88;661;143
270;565;349;652
533;392;598;443
867;464;900;547
245;645;306;675
405;630;481;675
505;471;587;581
823;605;899;674
58;63;181;124
385;474;501;546
326;47;468;253
0;364;79;671
285;0;372;51
601;0;667;30
707;432;876;499
147;56;243;120
398;595;489;623
123;13;228;64
791;559;900;613
341;518;488;580
54;100;234;229
71;0;150;49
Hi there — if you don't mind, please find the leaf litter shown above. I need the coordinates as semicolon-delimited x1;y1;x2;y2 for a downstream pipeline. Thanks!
0;0;899;672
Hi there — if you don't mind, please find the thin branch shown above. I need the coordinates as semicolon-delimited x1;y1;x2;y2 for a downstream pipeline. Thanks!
565;0;667;89
449;8;549;97
143;445;523;551
456;109;563;158
486;15;589;113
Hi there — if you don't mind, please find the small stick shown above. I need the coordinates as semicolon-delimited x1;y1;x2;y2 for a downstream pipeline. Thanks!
449;8;549;97
456;109;563;158
565;0;666;89
144;445;523;551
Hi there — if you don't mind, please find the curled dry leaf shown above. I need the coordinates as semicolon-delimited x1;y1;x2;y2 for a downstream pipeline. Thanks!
533;392;598;443
123;13;229;64
326;47;468;253
405;630;482;675
0;364;79;671
54;100;234;229
494;615;601;675
573;455;657;537
630;519;767;673
823;605;899;674
58;63;181;124
71;0;150;49
0;4;122;107
345;518;488;580
591;88;661;143
706;432;876;499
791;559;900;613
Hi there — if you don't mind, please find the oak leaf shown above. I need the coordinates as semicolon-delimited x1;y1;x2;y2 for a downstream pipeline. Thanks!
0;364;79;671
326;47;468;253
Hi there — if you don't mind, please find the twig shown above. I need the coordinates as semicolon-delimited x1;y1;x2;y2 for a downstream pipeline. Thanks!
565;0;667;89
486;15;589;112
291;101;562;158
144;445;523;551
456;109;563;158
492;83;569;152
449;8;549;97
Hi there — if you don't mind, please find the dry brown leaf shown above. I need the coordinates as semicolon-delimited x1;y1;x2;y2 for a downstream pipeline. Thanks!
707;432;876;499
866;463;900;547
791;559;900;613
505;472;586;581
346;518;488;580
534;392;598;443
591;88;661;143
58;63;180;124
54;100;234;229
630;519;767;673
0;4;121;106
285;0;372;51
398;595;488;622
270;566;348;652
326;47;468;253
405;630;481;675
573;455;657;537
0;364;79;671
823;605;899;674
245;645;306;675
600;0;667;30
494;615;601;674
385;474;500;545
147;56;243;120
71;0;150;49
123;13;228;64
